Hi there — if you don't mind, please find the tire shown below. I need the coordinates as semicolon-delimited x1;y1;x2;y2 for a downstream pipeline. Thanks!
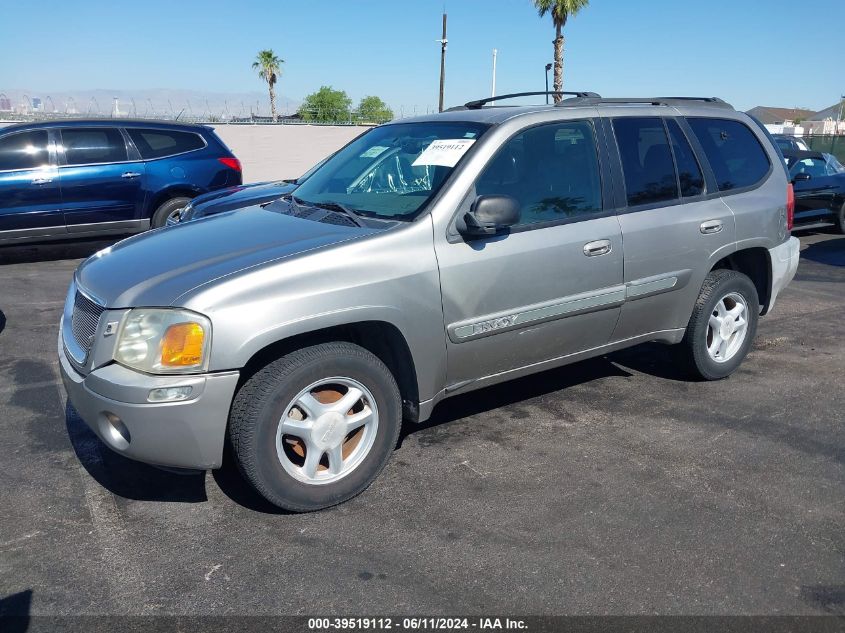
229;342;402;512
835;201;845;234
151;196;191;229
678;269;759;381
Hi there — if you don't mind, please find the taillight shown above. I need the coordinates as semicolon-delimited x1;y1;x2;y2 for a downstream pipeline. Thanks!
218;157;241;172
786;183;794;231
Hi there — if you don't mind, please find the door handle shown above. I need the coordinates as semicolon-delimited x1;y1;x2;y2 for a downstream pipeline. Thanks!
700;220;723;234
31;177;52;185
583;239;612;257
121;172;141;179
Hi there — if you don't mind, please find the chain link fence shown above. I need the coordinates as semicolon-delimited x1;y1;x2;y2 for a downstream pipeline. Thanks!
805;135;845;163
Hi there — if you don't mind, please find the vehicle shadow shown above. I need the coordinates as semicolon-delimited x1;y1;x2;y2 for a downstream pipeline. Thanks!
0;237;121;266
213;345;697;514
0;589;32;633
65;402;208;503
799;236;845;267
0;309;6;335
401;346;691;446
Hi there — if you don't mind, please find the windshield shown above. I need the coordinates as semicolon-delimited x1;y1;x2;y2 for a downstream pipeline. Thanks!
291;122;489;220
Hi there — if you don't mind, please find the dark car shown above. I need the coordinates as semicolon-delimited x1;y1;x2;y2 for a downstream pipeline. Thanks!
172;180;298;225
772;134;810;153
0;119;242;244
784;150;845;232
172;157;331;224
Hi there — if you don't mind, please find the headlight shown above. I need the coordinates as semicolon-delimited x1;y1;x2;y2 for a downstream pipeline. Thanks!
114;308;211;374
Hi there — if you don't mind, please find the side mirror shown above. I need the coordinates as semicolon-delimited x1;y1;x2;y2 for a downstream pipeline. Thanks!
458;195;521;238
793;172;812;183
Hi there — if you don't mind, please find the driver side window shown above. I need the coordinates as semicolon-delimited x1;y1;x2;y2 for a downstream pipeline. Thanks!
474;120;602;228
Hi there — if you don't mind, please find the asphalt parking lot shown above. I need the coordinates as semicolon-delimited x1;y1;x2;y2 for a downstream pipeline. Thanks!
0;230;843;617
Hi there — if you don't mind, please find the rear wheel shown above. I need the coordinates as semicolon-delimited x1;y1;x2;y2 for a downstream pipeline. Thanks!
229;342;402;512
678;269;759;380
151;196;191;229
835;201;845;234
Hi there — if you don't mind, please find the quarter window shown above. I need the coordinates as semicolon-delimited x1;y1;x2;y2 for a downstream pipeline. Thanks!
686;118;770;191
127;129;205;159
474;120;602;227
666;119;704;197
61;128;128;165
613;117;678;206
0;131;50;171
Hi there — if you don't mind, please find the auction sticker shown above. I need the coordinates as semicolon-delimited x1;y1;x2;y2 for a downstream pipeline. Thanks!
413;139;476;167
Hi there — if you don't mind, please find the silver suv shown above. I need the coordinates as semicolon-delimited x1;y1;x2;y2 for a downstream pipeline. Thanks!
59;93;800;511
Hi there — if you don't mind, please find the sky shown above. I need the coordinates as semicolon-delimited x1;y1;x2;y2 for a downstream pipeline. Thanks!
1;0;842;114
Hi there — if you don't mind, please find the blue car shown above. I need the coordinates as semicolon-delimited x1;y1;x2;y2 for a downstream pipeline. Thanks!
0;119;242;244
172;157;330;224
173;179;298;225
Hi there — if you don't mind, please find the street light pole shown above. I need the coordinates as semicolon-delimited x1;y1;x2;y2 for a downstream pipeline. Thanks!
437;13;448;112
545;63;552;104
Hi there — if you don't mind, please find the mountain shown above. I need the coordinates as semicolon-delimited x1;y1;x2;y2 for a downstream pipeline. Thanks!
0;88;301;118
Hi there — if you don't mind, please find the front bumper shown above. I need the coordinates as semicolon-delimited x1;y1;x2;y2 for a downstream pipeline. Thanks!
767;236;800;314
59;329;239;469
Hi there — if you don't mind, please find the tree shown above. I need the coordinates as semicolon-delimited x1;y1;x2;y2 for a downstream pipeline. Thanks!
298;86;352;123
252;49;284;121
356;96;393;123
532;0;589;103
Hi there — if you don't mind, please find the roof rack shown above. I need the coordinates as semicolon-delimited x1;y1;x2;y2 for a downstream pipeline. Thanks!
463;91;601;110
557;96;734;109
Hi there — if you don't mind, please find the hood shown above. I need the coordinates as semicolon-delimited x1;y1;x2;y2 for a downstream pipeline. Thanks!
186;181;298;220
76;205;377;308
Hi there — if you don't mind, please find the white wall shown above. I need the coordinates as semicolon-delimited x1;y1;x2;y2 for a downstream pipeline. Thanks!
211;124;369;183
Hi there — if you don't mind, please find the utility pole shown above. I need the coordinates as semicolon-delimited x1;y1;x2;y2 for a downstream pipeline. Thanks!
437;12;447;112
491;49;498;100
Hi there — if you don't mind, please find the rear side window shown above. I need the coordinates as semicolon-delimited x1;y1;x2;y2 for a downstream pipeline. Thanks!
127;129;205;159
0;130;49;171
613;117;678;206
666;119;704;197
474;120;602;227
61;128;128;165
686;118;770;191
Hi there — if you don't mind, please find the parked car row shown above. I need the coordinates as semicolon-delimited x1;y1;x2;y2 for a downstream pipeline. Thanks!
0;120;242;244
782;150;845;232
57;93;799;512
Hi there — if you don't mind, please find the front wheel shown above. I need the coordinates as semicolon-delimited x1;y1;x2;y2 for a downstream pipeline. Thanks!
678;269;759;380
835;201;845;234
229;342;402;512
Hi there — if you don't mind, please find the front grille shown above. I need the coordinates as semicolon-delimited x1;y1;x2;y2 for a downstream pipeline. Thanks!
71;290;105;354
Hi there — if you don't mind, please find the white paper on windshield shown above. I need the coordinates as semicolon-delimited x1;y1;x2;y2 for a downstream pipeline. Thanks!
360;145;390;158
412;139;476;167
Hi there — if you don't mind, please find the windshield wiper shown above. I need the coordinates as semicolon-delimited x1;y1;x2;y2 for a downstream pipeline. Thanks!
296;198;365;227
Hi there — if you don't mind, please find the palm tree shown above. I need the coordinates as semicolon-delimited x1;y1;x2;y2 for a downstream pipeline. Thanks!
532;0;589;103
252;50;284;121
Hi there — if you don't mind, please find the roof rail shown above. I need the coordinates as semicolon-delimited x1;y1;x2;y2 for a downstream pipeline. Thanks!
463;91;601;110
557;96;734;109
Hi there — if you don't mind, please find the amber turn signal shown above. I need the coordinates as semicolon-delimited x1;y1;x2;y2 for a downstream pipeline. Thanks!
160;322;205;367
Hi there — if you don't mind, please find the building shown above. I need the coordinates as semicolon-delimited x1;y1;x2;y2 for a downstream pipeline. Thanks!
746;103;845;136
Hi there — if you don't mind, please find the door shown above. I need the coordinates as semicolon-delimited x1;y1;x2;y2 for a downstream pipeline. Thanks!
789;154;841;223
607;115;737;341
0;129;62;240
57;127;146;231
434;119;624;387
